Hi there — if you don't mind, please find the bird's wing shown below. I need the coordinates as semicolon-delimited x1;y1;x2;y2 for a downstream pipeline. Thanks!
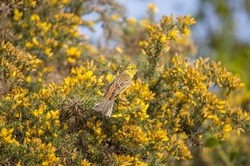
104;73;131;100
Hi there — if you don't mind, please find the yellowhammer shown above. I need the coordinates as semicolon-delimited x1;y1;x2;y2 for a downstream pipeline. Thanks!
93;64;137;117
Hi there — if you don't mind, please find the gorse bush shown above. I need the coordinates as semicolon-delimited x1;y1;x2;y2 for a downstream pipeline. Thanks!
0;0;250;165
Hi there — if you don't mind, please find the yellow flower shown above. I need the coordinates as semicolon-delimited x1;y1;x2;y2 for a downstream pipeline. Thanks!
18;34;23;39
139;41;149;47
16;161;21;166
66;46;81;58
32;109;39;117
62;0;69;4
99;55;106;64
139;19;149;28
111;63;117;71
94;127;102;135
106;74;113;83
1;128;13;137
0;116;5;126
160;35;167;43
95;88;103;96
38;22;51;33
112;113;123;118
46;110;60;120
86;121;94;129
22;23;28;28
13;9;23;21
0;128;16;144
46;112;51;120
111;14;120;21
183;14;196;25
32;37;39;46
38;129;44;136
223;124;232;132
44;47;53;57
183;27;190;35
116;46;123;53
63;123;69;130
169;29;179;40
41;161;49;166
81;159;92;166
127;18;137;24
148;3;159;13
25;41;34;48
30;14;40;22
67;57;76;64
88;21;94;27
54;120;60;125
52;0;57;4
26;76;32;83
29;0;37;7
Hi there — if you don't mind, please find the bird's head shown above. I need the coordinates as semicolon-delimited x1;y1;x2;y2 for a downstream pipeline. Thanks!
124;64;137;78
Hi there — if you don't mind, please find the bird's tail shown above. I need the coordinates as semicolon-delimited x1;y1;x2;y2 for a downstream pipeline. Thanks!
93;98;114;117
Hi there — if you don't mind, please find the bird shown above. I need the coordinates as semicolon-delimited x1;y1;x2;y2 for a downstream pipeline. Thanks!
93;64;137;117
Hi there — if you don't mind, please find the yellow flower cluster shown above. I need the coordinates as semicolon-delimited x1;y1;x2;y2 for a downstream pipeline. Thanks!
113;80;154;120
144;54;250;158
167;134;192;160
66;46;81;63
8;0;96;68
5;87;30;111
176;14;196;35
195;57;244;95
62;61;104;98
115;124;148;147
13;9;23;21
148;3;159;13
0;42;40;85
140;15;196;81
0;128;20;146
27;11;83;60
114;154;148;166
86;118;107;145
28;138;61;166
136;14;249;163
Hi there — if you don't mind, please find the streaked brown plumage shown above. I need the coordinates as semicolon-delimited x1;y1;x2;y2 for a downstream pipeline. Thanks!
93;64;136;117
